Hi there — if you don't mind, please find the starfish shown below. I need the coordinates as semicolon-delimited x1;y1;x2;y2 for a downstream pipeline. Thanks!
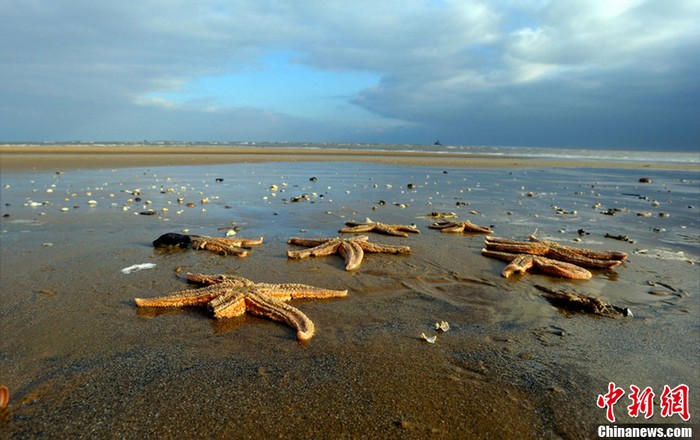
339;219;420;237
153;232;263;257
482;235;627;279
134;273;347;341
287;235;411;271
428;220;492;234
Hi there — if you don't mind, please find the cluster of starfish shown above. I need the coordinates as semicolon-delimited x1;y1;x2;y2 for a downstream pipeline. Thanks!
135;273;347;341
153;232;263;257
482;235;628;280
138;218;629;342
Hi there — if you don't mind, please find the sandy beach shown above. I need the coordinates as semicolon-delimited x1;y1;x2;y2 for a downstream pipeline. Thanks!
1;146;698;439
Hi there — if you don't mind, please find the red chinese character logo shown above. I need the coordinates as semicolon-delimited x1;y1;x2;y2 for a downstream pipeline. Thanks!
660;384;690;421
597;382;625;423
627;385;655;419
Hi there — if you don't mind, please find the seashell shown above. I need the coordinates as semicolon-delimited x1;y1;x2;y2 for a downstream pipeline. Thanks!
435;321;450;332
421;333;437;343
121;263;156;274
87;200;98;206
0;385;8;408
225;229;236;237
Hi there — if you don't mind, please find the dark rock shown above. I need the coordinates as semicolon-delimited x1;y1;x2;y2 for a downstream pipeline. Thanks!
153;233;191;248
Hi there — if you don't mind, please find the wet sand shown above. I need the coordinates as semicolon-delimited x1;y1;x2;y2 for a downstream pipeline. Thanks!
0;147;698;438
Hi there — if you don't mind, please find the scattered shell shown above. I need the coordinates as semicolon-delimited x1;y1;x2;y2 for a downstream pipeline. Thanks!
121;263;156;274
637;211;652;217
87;200;98;206
225;229;237;237
435;321;450;332
421;333;437;344
42;242;53;247
639;177;652;183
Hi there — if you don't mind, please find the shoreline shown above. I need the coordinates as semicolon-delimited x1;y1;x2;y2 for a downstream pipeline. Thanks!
2;145;698;171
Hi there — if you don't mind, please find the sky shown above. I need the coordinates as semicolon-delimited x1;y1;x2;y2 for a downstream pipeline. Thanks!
1;0;699;149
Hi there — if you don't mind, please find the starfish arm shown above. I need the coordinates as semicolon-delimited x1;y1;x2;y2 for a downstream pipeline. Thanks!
256;283;348;300
532;256;593;279
338;222;375;233
356;241;411;254
244;290;316;341
545;247;624;269
484;236;549;255
209;290;247;318
428;221;458;231
287;237;334;247
461;221;492;233
286;239;342;259
190;236;249;257
502;255;536;277
186;273;253;287
391;224;420;234
374;223;409;237
229;237;264;246
481;248;519;262
134;283;225;308
529;237;627;261
339;240;365;271
430;221;490;233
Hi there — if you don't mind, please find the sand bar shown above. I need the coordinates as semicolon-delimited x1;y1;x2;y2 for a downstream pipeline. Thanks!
2;144;698;171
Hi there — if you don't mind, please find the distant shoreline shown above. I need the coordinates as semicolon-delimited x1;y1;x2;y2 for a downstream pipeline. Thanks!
1;144;698;171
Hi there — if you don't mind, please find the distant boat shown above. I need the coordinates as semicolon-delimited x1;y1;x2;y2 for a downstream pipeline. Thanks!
434;140;442;146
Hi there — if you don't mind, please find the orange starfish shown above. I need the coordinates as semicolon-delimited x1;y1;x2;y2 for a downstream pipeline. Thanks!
287;235;411;271
428;220;492;234
339;219;420;237
134;273;347;341
482;235;627;279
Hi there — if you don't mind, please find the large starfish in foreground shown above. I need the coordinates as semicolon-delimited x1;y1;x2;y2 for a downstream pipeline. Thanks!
287;235;411;271
153;232;263;257
339;219;420;237
428;220;492;234
482;235;627;279
134;273;347;341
